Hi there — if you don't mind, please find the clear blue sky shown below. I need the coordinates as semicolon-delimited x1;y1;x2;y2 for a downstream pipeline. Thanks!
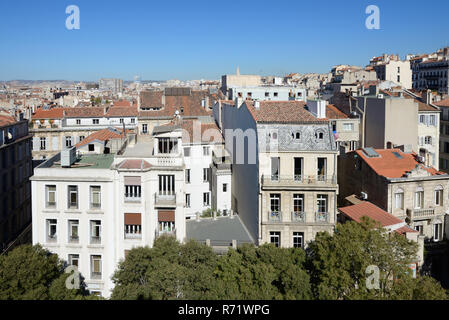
1;0;448;81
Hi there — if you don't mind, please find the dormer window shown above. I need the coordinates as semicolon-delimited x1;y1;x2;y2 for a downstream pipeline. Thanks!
315;130;324;140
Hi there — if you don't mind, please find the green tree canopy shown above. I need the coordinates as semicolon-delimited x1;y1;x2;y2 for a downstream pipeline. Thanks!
0;245;95;300
306;219;447;300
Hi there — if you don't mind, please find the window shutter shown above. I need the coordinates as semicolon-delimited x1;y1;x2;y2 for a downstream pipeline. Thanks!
158;210;175;222
124;213;141;225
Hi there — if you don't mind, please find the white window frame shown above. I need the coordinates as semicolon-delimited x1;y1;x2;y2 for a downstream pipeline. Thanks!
46;185;56;208
90;220;102;244
203;192;210;206
270;231;281;247
90;186;101;209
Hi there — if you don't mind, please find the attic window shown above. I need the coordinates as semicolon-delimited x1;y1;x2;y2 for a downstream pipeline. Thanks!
292;132;301;140
315;130;324;140
180;107;184;114
88;144;95;151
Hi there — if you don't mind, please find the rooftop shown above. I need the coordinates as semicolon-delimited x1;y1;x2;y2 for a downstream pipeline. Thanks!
41;153;115;169
354;148;445;179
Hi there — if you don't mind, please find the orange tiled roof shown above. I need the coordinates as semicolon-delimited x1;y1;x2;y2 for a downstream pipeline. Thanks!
339;201;404;227
75;127;126;148
394;225;418;235
435;98;449;107
113;99;132;107
105;106;138;117
0;115;16;126
355;148;445;179
64;107;105;118
117;159;152;170
326;104;348;119
32;107;65;120
180;120;223;144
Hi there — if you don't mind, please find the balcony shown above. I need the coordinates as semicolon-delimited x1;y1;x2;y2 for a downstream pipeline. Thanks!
69;236;79;243
315;212;329;223
91;272;102;280
148;156;184;167
268;211;282;222
154;193;176;207
47;235;57;243
408;208;437;220
124;194;141;203
291;211;305;223
261;175;337;189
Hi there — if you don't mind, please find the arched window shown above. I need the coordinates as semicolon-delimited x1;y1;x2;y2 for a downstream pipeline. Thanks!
394;188;404;209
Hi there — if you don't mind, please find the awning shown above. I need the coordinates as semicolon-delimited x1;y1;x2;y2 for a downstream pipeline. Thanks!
158;210;175;222
125;213;141;225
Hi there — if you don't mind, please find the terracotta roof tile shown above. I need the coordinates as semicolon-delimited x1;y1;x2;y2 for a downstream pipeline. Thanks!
0;115;16;126
354;148;445;179
106;106;138;117
32;107;65;120
75;127;126;148
435;98;449;107
64;107;105;118
339;201;404;227
246;100;326;124
326;104;349;119
117;159;152;170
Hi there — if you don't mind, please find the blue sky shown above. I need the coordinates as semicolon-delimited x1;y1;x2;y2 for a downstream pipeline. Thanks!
0;0;448;81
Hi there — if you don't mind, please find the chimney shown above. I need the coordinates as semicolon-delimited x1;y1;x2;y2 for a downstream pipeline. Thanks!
424;90;433;104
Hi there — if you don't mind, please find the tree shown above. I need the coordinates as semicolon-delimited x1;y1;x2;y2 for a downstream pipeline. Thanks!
111;236;217;300
0;245;94;300
306;219;447;300
213;244;311;300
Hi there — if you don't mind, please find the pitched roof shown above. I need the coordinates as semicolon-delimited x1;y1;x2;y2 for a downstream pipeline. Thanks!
75;127;125;148
355;148;445;179
117;159;152;170
32;107;65;120
105;106;138;117
326;104;349;119
113;99;132;107
64;107;105;118
180;120;223;144
245;100;326;124
435;98;449;107
0;115;16;126
339;201;405;227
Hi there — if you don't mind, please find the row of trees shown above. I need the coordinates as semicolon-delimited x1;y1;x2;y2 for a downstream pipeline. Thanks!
0;220;447;300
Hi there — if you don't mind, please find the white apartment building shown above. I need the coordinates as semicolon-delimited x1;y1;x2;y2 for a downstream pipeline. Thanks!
31;118;230;297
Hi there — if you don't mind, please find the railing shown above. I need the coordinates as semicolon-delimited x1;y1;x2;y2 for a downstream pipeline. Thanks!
409;208;436;219
154;193;176;206
155;228;176;238
69;236;79;243
315;212;329;223
268;211;282;222
291;211;305;223
124;194;141;202
262;175;337;187
150;156;184;167
47;235;57;243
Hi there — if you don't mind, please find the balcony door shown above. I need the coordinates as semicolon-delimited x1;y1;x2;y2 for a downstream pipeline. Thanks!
271;157;280;181
294;158;303;181
159;175;175;196
317;158;327;181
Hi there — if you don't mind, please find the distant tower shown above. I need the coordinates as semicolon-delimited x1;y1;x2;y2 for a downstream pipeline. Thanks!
236;66;240;76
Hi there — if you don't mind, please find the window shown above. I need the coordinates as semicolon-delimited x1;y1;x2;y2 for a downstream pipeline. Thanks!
46;185;56;208
425;136;433;145
294;157;303;180
293;194;304;213
158;138;178;154
265;92;269;97
184;147;191;157
68;220;79;242
317;194;328;213
274;92;278;97
92;119;99;125
270;232;280;247
68;254;79;267
271;132;278;140
68;186;78;209
91;255;102;279
414;188;424;209
65;136;72;148
76;119;81;125
293;232;304;249
142;124;148;134
185;169;191;183
119;118;124;124
317;158;327;180
223;183;227;192
435;186;443;206
343;123;354;131
131;118;135;124
79;136;85;141
271;157;280;181
294;132;301;140
414;225;423;235
203;168;209;182
159;221;175;233
397;75;401;82
203;146;210;156
394;188;404;209
125;176;142;200
158;175;175;195
47;219;57;242
90;220;101;244
419;115;426;124
270;194;281;218
88;144;95;152
124;213;142;238
90;186;101;209
429;115;436;126
186;194;191;208
40;137;46;150
434;223;443;241
203;192;210;206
